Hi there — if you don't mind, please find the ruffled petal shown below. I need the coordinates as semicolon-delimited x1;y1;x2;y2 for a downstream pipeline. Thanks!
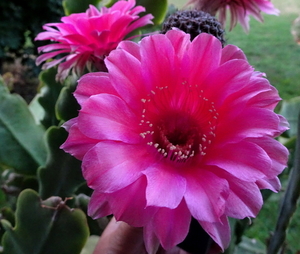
109;176;157;227
143;223;160;254
184;169;229;222
221;44;247;63
60;121;98;160
144;165;186;209
105;45;147;108
88;191;112;219
256;177;281;192
216;108;286;143
82;142;151;192
140;33;177;91
75;72;118;106
212;167;263;218
199;215;230;251
247;136;289;176
78;93;141;143
187;33;222;86
152;200;191;250
207;141;272;181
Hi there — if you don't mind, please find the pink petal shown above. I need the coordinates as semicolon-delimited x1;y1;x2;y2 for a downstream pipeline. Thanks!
246;82;280;110
165;30;191;61
199;215;230;251
108;176;157;227
216;108;286;143
213;167;263;218
60;121;98;160
88;191;112;219
118;40;141;60
144;223;161;254
36;50;68;65
256;177;281;192
247;137;289;176
144;165;186;209
221;44;247;63
78;93;141;143
82;142;151;192
126;13;154;33
184;169;229;222
152;200;191;250
186;33;222;86
202;59;253;107
140;33;178;90
75;72;118;106
207;141;272;181
105;46;146;108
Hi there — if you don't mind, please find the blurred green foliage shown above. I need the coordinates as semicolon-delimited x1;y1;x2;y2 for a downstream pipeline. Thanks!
0;0;64;60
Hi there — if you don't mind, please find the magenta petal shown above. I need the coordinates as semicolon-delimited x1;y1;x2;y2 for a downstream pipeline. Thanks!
105;46;146;108
60;121;98;160
165;29;191;61
82;142;150;192
211;168;264;218
199;215;230;251
247;137;289;176
277;114;290;135
109;177;157;227
221;44;247;63
143;223;160;254
75;72;118;106
144;166;186;209
118;40;141;61
216;108;284;144
152;200;191;250
226;180;262;218
88;191;112;219
256;177;281;192
184;169;229;222
202;59;253;106
208;141;272;181
140;33;177;90
187;33;222;86
78;93;140;143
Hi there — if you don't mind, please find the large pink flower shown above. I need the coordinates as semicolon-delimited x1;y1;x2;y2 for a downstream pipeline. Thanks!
61;30;289;252
187;0;279;31
35;0;153;81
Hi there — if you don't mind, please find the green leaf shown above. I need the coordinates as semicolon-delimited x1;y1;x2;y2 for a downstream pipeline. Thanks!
106;0;167;25
55;78;80;122
38;126;85;199
279;96;300;138
37;68;63;128
136;0;168;25
28;93;46;126
63;0;101;15
0;77;47;175
1;189;89;254
80;235;99;254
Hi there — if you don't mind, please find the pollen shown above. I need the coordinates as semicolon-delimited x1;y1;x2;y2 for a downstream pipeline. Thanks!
139;84;219;164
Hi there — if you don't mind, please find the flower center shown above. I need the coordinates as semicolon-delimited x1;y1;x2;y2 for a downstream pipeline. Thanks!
139;84;219;163
153;113;200;162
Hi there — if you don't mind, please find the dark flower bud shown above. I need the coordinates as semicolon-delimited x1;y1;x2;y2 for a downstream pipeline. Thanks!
162;10;225;47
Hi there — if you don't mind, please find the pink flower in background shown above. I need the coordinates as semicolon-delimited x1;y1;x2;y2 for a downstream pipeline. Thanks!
187;0;279;31
61;30;288;252
35;0;153;81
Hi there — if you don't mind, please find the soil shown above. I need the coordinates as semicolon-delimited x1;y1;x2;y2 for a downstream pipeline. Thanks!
1;57;39;104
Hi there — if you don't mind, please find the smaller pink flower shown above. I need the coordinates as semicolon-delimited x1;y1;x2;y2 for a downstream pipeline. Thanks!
35;0;153;81
187;0;279;31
